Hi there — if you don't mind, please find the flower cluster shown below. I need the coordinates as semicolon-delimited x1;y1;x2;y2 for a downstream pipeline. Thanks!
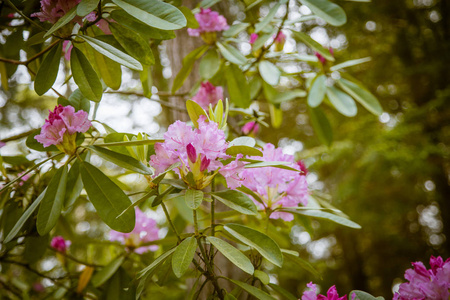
302;282;347;300
109;208;159;254
394;255;450;300
240;143;308;221
150;116;244;189
192;81;224;110
50;236;71;253
188;8;229;43
35;105;91;154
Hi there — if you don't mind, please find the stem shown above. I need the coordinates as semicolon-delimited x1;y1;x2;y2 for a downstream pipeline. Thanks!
197;237;224;300
161;202;181;242
193;209;199;236
210;178;216;261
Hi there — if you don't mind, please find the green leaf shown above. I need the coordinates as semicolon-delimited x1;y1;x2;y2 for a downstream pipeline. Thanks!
3;188;46;243
326;86;357;117
268;284;298;300
217;42;247;65
185;190;203;210
80;161;135;232
77;0;99;16
229;137;256;147
237;186;264;205
186;100;208;128
330;57;371;71
211;190;258;215
291;31;334;61
171;237;197;278
88;145;153;175
224;224;283;267
269;103;283;128
299;0;347;26
111;0;187;30
226;279;276;300
44;6;77;38
79;35;143;71
172;45;209;93
92;256;125;287
94;139;164;147
259;61;280;86
224;294;238;300
272;89;307;104
109;23;154;66
199;49;220;79
350;290;385;300
138;247;177;279
71;47;103;102
337;78;382;116
307;74;327;107
223;23;250;37
284;252;321;279
26;129;59;152
225;64;251;108
226;146;262;156
91;45;122;90
179;6;199;28
255;2;283;33
243;160;299;172
24;235;49;264
64;159;84;208
254;270;270;284
37;165;68;235
67;89;91;112
285;209;361;228
34;42;62;96
207;236;254;275
308;106;332;146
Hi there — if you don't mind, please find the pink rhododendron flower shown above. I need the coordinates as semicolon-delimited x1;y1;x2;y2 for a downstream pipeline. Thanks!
192;82;224;109
297;160;308;175
250;33;258;44
150;116;244;189
241;121;259;135
35;105;91;153
50;236;71;253
187;8;229;37
394;255;450;300
241;143;308;221
109;208;159;254
31;0;81;24
302;282;347;300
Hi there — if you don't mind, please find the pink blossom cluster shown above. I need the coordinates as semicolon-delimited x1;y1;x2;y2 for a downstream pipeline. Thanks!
31;0;80;24
35;105;91;148
240;143;308;221
302;282;347;300
394;255;450;300
150;116;244;189
187;8;229;37
109;208;159;254
50;236;71;253
192;82;224;109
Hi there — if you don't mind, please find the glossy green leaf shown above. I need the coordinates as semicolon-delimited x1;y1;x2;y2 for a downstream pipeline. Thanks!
284;252;321;278
44;6;77;38
172;45;209;93
88;145;152;175
268;284;298;300
255;2;284;33
37;165;68;235
330;57;371;71
67;89;91;112
185;189;203;210
92;256;125;287
111;0;187;30
226;146;262;156
224;294;238;300
337;78;382;116
186;100;208;128
79;35;142;71
94;139;164;147
272;89;307;104
308;74;327;107
77;0;99;16
109;23;154;66
200;49;220;79
227;279;276;300
299;0;347;26
179;6;199;28
211;190;258;215
80;161;135;232
243;160;298;171
223;23;250;37
34;42;62;95
326;86;357;117
254;270;270;284
259;61;280;86
207;236;254;275
224;224;283;267
229;137;256;147
252;30;275;51
291;31;334;61
217;42;247;65
237;186;264;205
225;64;251;108
285;209;361;228
269;103;283;128
138;247;177;279
91;45;122;90
71;47;103;102
350;290;385;300
308;106;332;146
64;159;84;208
3;188;46;243
172;237;197;278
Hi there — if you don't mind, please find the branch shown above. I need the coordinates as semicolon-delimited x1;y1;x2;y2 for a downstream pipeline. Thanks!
0;40;60;66
1;128;36;142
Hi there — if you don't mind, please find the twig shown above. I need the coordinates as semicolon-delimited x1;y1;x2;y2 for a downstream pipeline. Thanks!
1;129;36;142
161;202;181;242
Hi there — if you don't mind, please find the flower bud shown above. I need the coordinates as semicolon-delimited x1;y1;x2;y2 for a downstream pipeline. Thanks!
186;143;197;163
242;121;259;135
200;156;211;172
50;236;70;253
